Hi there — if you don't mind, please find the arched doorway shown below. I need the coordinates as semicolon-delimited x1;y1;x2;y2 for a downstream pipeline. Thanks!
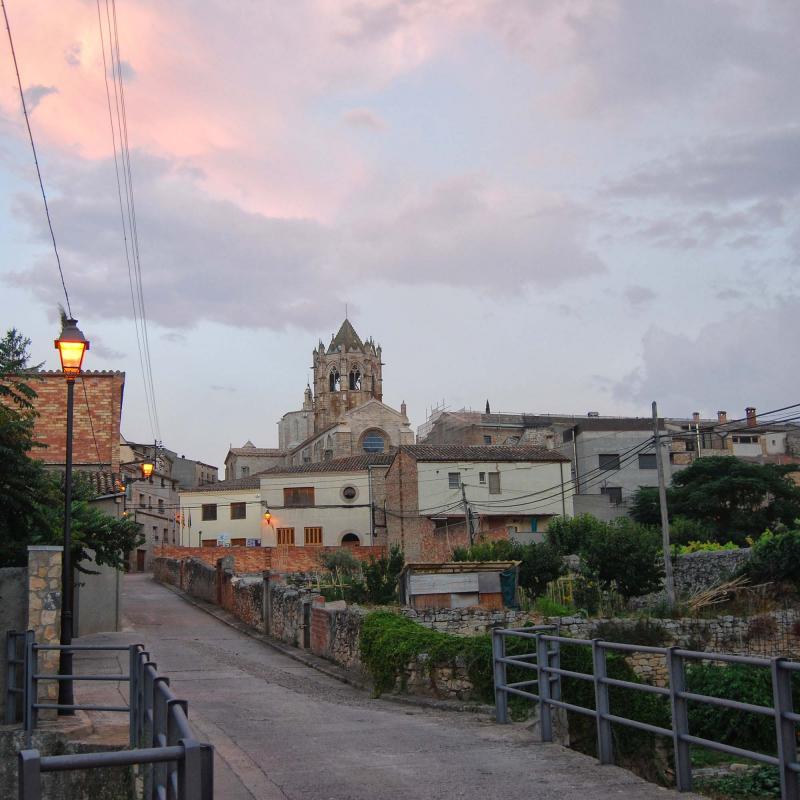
341;533;361;547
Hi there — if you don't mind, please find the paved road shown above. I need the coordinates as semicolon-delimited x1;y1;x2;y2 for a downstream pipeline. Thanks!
85;574;700;799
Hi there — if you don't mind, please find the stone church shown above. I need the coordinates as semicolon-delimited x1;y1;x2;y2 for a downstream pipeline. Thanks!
225;319;413;478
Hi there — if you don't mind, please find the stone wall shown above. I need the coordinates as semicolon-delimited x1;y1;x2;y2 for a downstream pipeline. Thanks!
220;573;263;628
401;606;529;636
267;582;318;647
310;602;365;672
153;556;181;587
182;558;217;604
0;566;26;720
553;607;800;686
673;548;752;595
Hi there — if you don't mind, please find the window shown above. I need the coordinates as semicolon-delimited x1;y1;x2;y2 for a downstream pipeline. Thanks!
349;366;361;390
139;493;145;508
284;487;315;507
329;368;341;392
530;518;538;533
163;528;168;541
158;498;164;514
342;486;357;500
276;527;295;545
201;504;217;521
341;533;360;546
230;502;246;520
601;486;623;505
488;472;501;495
241;466;250;477
562;429;574;443
448;472;461;489
638;453;657;470
304;526;323;546
479;472;486;484
153;525;158;541
598;454;620;471
483;435;492;444
362;433;385;453
160;477;165;487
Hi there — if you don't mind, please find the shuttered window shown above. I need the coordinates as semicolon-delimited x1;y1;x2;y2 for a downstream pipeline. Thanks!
276;527;295;545
488;472;501;494
304;527;323;546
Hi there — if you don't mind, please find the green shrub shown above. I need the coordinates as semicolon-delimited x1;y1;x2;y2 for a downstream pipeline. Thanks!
453;537;564;600
533;596;573;617
593;619;667;647
671;539;739;555
362;545;404;604
695;765;780;798
318;548;360;577
686;663;776;754
581;518;664;598
742;528;800;585
668;516;719;547
546;514;607;555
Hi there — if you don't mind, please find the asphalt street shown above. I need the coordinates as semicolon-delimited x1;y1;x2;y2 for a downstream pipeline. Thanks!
77;573;703;799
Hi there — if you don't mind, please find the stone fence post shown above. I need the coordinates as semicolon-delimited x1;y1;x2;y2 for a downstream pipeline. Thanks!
27;546;63;715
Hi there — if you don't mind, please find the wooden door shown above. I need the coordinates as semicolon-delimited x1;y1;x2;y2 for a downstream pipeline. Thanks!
136;549;146;571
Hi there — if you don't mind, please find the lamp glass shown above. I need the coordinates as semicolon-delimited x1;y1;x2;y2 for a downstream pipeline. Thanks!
55;340;88;375
141;462;154;479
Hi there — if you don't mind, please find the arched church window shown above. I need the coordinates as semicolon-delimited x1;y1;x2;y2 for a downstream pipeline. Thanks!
329;368;341;392
349;365;362;390
362;432;386;453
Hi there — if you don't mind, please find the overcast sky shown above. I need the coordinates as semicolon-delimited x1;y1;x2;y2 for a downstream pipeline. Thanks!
1;0;798;468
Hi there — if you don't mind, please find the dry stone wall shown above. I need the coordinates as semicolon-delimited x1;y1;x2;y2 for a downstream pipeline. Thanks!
401;606;529;636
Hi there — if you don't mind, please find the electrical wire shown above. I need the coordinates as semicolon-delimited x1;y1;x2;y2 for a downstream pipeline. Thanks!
1;0;72;316
80;378;104;464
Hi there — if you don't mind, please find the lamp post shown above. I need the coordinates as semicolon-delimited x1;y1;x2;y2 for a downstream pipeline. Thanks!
54;317;89;714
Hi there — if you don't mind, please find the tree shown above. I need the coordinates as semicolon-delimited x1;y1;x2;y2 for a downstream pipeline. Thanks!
580;518;664;598
629;457;800;544
0;327;143;570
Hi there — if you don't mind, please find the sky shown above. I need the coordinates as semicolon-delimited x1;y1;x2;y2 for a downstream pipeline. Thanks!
1;0;799;468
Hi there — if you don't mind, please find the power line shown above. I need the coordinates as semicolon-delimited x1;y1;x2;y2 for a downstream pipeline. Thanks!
95;0;154;439
80;378;104;464
1;0;72;316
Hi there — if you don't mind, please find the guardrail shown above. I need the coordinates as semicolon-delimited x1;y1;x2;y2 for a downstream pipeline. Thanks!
8;632;214;799
492;626;800;800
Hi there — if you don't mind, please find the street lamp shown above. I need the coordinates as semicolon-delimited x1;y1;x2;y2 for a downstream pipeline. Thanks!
54;317;90;714
141;460;154;480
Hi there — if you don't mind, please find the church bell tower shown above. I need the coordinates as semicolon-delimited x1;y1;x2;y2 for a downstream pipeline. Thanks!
311;319;383;432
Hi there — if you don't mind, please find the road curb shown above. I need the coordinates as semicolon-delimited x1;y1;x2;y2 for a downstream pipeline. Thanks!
156;578;494;716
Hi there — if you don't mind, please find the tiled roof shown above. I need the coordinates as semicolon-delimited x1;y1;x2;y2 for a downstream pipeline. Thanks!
183;472;271;493
399;445;571;463
261;453;393;475
227;446;285;457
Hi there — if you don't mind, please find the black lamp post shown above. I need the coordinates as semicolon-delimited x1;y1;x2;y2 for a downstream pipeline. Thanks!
54;317;90;714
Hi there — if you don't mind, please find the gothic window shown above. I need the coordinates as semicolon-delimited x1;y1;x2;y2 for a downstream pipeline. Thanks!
329;368;341;392
349;365;362;390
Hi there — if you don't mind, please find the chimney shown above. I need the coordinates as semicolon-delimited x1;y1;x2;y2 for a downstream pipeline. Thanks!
692;412;700;422
746;407;757;427
717;411;727;424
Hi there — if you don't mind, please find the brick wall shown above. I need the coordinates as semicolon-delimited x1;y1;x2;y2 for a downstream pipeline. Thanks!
156;543;385;574
156;545;272;573
24;371;124;472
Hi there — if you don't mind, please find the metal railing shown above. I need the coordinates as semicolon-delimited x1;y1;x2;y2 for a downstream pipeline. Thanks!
8;632;214;799
492;626;800;800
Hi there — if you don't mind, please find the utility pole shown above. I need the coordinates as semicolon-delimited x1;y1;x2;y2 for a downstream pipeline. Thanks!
652;401;676;607
461;482;474;547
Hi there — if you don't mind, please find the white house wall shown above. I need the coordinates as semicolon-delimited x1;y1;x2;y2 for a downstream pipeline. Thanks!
179;489;262;547
416;461;573;518
260;471;373;547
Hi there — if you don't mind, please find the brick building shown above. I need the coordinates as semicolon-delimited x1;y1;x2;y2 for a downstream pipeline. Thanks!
382;445;574;562
23;370;125;474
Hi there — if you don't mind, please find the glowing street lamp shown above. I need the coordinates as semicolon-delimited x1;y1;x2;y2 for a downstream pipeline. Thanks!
141;460;154;480
53;317;90;714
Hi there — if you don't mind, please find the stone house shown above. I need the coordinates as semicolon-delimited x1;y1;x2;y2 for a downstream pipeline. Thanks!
224;441;285;480
382;445;574;562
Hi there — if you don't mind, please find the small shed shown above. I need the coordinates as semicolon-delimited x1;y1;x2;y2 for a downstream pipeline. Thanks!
399;561;520;610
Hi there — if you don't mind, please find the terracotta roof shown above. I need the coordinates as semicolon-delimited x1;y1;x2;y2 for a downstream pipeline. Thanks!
261;453;393;475
183;471;271;493
398;445;571;463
